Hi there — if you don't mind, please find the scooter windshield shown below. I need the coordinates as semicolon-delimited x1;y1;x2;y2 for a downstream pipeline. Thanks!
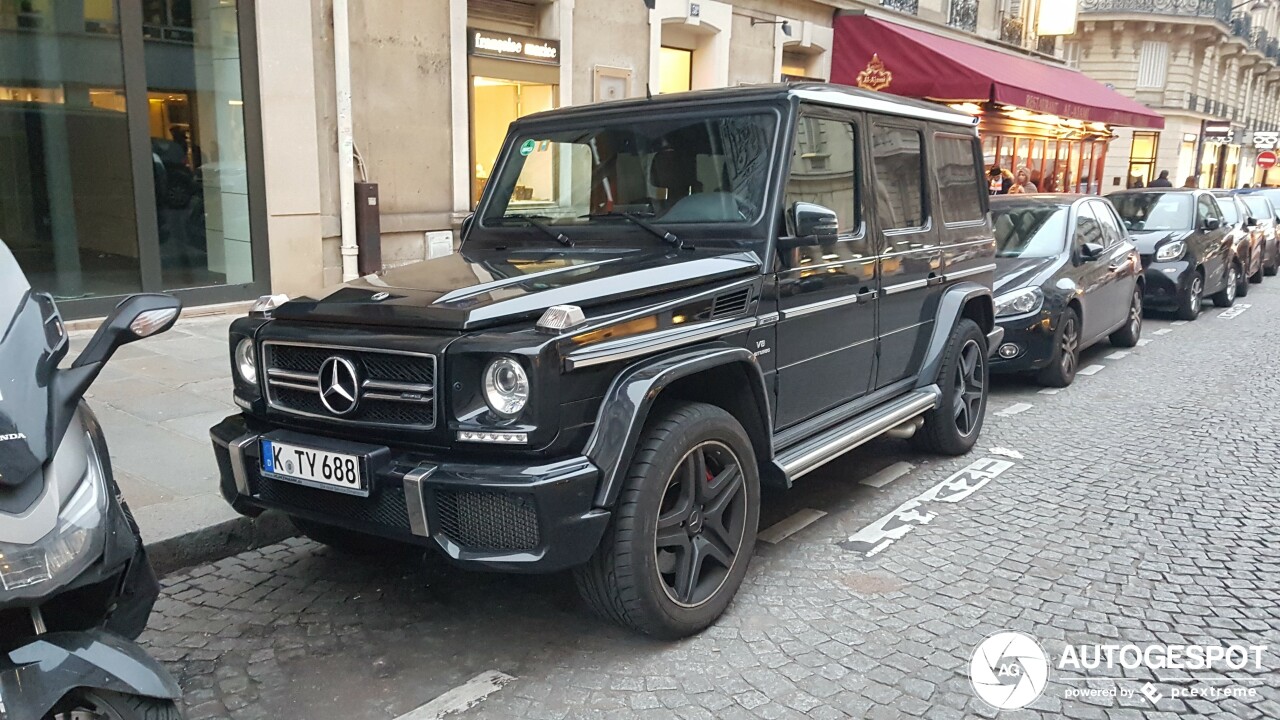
0;240;54;491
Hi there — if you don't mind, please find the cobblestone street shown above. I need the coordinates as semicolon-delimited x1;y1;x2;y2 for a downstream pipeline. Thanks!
143;285;1280;720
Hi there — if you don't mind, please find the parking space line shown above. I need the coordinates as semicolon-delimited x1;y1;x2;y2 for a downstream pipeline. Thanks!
995;402;1033;417
989;447;1024;459
1077;364;1105;376
395;670;515;720
1107;351;1130;359
1037;388;1061;395
861;461;915;488
1219;304;1251;319
1152;328;1173;336
842;458;1015;557
1136;338;1154;346
759;509;828;544
1171;320;1188;326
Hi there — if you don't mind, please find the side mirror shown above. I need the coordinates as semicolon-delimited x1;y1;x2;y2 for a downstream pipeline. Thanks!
1247;216;1258;227
1202;217;1221;231
1080;242;1105;261
779;202;839;249
461;213;476;242
73;293;182;370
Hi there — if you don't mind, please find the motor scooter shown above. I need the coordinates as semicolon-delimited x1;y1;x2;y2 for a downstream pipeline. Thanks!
0;240;183;719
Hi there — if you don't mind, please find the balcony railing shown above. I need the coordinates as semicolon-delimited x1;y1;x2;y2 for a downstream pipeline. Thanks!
881;0;920;14
947;0;978;33
1079;0;1231;25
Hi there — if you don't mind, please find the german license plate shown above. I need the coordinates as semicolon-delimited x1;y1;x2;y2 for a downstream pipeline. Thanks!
260;439;368;496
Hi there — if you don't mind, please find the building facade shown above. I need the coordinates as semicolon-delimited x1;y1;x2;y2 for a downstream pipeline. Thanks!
1073;0;1280;190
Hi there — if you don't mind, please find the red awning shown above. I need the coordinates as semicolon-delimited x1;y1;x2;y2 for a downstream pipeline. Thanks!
832;15;1164;129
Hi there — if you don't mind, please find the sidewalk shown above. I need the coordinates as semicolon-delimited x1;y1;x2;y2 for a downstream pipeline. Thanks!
69;314;293;573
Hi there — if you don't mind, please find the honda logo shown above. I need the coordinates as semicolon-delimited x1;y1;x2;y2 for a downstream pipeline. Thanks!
318;356;361;415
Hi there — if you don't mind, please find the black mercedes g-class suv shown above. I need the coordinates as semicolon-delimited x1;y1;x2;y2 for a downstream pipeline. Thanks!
211;84;1000;638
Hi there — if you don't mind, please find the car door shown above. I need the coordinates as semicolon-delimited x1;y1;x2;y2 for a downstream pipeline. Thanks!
868;120;942;389
1088;200;1139;335
1194;193;1231;291
773;110;877;429
1069;203;1111;342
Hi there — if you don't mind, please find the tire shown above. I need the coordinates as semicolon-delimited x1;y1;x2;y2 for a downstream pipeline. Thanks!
1176;271;1203;321
1109;287;1142;348
1035;308;1080;388
1213;262;1239;307
63;690;181;720
1249;250;1264;284
574;402;760;639
291;516;411;556
1265;242;1278;276
1238;257;1252;297
912;318;988;455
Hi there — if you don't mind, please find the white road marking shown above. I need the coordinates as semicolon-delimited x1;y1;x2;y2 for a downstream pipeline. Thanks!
989;447;1024;459
1107;351;1130;360
1037;388;1061;395
843;458;1015;557
1219;303;1251;319
1171;320;1188;326
1077;364;1105;376
995;402;1033;417
395;671;514;720
861;461;915;488
1136;338;1154;347
758;509;828;544
1152;328;1173;336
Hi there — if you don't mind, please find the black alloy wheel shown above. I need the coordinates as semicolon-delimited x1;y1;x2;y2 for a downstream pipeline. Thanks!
913;318;988;456
1213;263;1239;307
953;339;985;437
1037;309;1079;388
1176;272;1203;321
1109;287;1143;347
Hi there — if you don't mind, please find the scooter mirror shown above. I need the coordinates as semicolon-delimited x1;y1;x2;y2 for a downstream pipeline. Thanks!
72;294;182;370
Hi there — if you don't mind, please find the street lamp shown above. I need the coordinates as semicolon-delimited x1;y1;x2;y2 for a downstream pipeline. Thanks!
750;18;793;37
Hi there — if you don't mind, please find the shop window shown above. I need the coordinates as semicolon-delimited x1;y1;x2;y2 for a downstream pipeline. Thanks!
871;125;926;230
934;134;982;224
1137;42;1168;90
471;77;557;206
1127;131;1159;187
658;47;693;94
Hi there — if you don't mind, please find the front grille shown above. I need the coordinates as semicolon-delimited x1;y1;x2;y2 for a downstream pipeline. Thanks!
435;489;541;551
253;474;411;530
262;342;436;430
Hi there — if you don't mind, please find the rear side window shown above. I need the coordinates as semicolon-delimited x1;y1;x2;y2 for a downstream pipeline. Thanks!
1074;204;1104;248
934;134;983;223
871;125;926;230
1196;195;1221;224
1091;202;1125;247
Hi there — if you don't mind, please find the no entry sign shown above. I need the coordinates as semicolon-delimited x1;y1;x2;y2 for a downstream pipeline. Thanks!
1259;151;1278;169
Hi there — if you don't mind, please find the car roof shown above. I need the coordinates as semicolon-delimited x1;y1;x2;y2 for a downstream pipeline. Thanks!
515;83;977;128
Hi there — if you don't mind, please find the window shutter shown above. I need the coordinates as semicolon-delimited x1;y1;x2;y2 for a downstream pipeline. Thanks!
1137;41;1169;89
469;0;539;29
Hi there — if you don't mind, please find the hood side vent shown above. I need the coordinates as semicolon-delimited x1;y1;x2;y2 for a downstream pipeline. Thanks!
710;288;751;319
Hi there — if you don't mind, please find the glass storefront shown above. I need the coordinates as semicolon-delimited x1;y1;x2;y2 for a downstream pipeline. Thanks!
1126;131;1159;188
0;0;263;314
982;132;1109;194
658;46;692;94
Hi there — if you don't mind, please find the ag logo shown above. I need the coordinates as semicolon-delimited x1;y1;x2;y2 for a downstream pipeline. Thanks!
969;631;1049;710
856;53;893;92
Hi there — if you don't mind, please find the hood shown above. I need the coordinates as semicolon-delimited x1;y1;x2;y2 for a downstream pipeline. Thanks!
273;246;764;330
1129;230;1188;255
994;256;1060;295
0;242;60;492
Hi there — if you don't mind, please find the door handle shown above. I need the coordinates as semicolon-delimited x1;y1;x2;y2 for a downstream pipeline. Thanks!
926;273;945;287
855;288;878;301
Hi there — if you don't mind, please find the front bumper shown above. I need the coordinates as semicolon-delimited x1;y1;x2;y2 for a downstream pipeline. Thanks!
1141;260;1193;308
990;311;1056;373
210;416;609;573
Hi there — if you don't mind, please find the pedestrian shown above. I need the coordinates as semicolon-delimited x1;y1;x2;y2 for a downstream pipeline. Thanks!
988;166;1012;195
1183;175;1198;188
1130;175;1145;188
1243;183;1251;189
1150;170;1173;187
1010;167;1038;193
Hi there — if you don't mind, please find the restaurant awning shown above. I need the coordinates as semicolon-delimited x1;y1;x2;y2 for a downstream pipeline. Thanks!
831;15;1165;130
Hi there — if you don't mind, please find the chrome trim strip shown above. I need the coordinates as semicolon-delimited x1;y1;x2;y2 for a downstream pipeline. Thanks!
434;258;622;304
565;316;758;371
228;433;258;495
782;294;859;319
270;379;318;393
755;312;780;327
945;263;997;281
261;339;437;359
363;391;432;403
364;379;434;393
266;368;316;383
780;391;937;479
566;274;759;340
792;88;977;127
882;278;930;295
402;465;435;538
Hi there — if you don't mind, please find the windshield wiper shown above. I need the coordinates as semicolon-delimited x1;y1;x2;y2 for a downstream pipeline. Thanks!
493;215;573;247
587;211;682;249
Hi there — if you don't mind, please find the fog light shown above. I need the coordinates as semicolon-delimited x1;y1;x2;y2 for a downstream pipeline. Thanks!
458;430;528;444
998;343;1020;359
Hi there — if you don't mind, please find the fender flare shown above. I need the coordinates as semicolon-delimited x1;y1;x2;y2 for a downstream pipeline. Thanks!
584;344;772;508
0;629;181;720
916;282;994;389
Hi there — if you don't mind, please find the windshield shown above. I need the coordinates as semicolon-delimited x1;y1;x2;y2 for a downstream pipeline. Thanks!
480;112;777;231
1216;197;1239;224
1111;193;1193;232
0;240;31;327
992;203;1070;258
1242;195;1273;220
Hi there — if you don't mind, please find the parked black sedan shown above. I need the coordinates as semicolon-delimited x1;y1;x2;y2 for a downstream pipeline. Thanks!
1109;189;1237;320
1233;190;1280;276
1210;191;1262;297
990;195;1142;387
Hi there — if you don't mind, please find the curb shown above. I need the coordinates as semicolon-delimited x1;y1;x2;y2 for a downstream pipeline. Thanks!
146;510;297;577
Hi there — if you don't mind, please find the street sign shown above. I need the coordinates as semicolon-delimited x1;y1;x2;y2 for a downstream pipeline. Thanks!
1253;132;1279;150
1259;151;1278;169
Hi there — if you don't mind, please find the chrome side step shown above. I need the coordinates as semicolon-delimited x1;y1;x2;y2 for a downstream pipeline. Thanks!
776;388;939;481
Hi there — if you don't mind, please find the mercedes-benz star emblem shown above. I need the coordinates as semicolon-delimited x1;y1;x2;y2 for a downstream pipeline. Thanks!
370;291;390;301
318;356;361;415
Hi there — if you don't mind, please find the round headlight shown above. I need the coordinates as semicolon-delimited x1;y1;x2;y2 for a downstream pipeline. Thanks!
483;357;529;418
235;338;257;384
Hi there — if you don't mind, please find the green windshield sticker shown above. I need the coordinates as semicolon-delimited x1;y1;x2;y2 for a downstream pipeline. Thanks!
520;139;536;156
